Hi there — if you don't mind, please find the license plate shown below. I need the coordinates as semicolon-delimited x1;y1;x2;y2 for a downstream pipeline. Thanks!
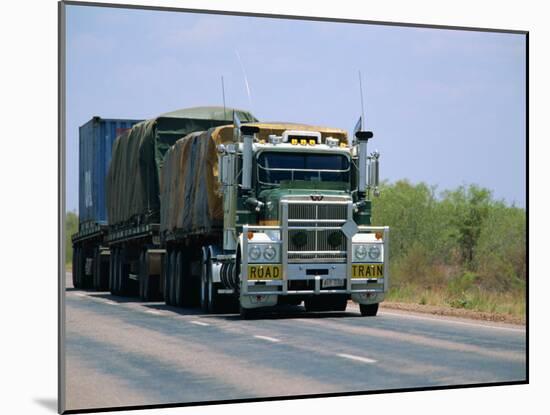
322;279;344;288
352;263;384;279
247;264;282;280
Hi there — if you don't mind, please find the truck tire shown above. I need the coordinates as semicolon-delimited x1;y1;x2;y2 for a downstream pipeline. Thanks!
99;251;110;291
169;250;177;306
162;250;170;304
80;249;91;289
72;246;78;289
359;303;379;317
119;249;131;296
93;248;101;290
207;268;222;314
139;250;148;300
174;251;183;306
109;249;117;295
113;249;121;295
200;249;209;312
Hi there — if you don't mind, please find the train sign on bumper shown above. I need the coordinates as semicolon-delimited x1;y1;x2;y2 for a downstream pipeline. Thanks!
352;263;384;279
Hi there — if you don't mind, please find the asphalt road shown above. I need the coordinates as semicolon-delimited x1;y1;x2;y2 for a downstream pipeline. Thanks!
63;272;526;412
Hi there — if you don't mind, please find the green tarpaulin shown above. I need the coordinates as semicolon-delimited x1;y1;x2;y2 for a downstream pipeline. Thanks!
106;106;257;226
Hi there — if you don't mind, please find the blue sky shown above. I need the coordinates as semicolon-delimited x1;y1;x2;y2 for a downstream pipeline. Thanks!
65;5;526;212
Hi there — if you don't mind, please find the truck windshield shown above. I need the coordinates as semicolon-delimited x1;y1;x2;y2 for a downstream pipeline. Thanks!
257;152;350;185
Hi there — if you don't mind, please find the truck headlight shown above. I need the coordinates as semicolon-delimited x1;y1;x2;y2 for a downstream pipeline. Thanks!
249;246;261;260
355;245;367;260
263;246;276;261
368;245;381;261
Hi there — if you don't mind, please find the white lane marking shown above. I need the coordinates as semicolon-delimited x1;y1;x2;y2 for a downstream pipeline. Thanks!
190;320;210;326
337;353;377;364
71;291;120;306
144;309;164;316
92;298;119;306
378;311;525;333
253;335;281;343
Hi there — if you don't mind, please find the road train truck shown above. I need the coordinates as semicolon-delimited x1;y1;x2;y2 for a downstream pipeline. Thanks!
73;106;389;318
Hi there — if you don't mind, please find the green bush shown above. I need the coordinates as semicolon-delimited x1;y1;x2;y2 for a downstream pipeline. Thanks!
475;205;526;291
371;180;525;316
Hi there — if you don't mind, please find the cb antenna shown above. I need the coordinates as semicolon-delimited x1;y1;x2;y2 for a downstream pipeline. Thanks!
358;70;365;130
236;50;253;111
221;75;227;119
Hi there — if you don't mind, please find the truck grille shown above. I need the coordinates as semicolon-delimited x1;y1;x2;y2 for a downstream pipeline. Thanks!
288;203;347;221
286;202;349;263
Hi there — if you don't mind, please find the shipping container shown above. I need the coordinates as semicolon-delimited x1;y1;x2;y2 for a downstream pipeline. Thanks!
78;117;142;226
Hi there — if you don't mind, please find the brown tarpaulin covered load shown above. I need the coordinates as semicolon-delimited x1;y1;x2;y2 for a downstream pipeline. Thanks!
106;107;257;227
160;122;348;236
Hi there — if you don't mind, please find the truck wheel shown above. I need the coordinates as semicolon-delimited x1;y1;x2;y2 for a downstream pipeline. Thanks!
200;249;209;312
72;247;78;289
93;248;101;290
109;249;117;295
359;303;379;317
207;271;219;313
99;251;110;291
138;250;146;300
162;250;169;304
169;250;177;306
81;250;91;289
108;249;114;294
142;250;154;301
114;249;121;295
77;247;84;288
119;250;131;296
174;251;183;306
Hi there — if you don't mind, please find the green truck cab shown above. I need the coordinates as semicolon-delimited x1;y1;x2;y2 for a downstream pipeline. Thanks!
207;121;389;317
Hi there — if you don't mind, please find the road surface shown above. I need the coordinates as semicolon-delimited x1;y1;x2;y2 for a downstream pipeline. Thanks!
63;273;526;412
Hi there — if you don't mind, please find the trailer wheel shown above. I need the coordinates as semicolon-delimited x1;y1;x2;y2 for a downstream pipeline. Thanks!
99;251;110;291
109;249;116;295
142;250;155;301
118;249;131;296
75;247;84;289
72;246;78;289
93;248;101;290
174;251;183;306
162;250;170;304
207;265;222;314
113;249;121;295
169;250;177;306
359;303;379;316
138;250;146;300
200;249;209;312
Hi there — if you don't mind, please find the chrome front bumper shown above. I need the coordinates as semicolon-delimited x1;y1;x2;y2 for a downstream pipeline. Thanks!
241;222;390;297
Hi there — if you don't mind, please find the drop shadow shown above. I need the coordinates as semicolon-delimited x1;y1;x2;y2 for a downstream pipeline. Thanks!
34;398;57;413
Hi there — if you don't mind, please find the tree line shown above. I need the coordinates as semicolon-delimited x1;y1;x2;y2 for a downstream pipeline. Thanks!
371;180;526;297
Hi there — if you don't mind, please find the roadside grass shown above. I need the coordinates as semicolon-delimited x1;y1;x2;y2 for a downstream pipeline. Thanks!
387;283;525;319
